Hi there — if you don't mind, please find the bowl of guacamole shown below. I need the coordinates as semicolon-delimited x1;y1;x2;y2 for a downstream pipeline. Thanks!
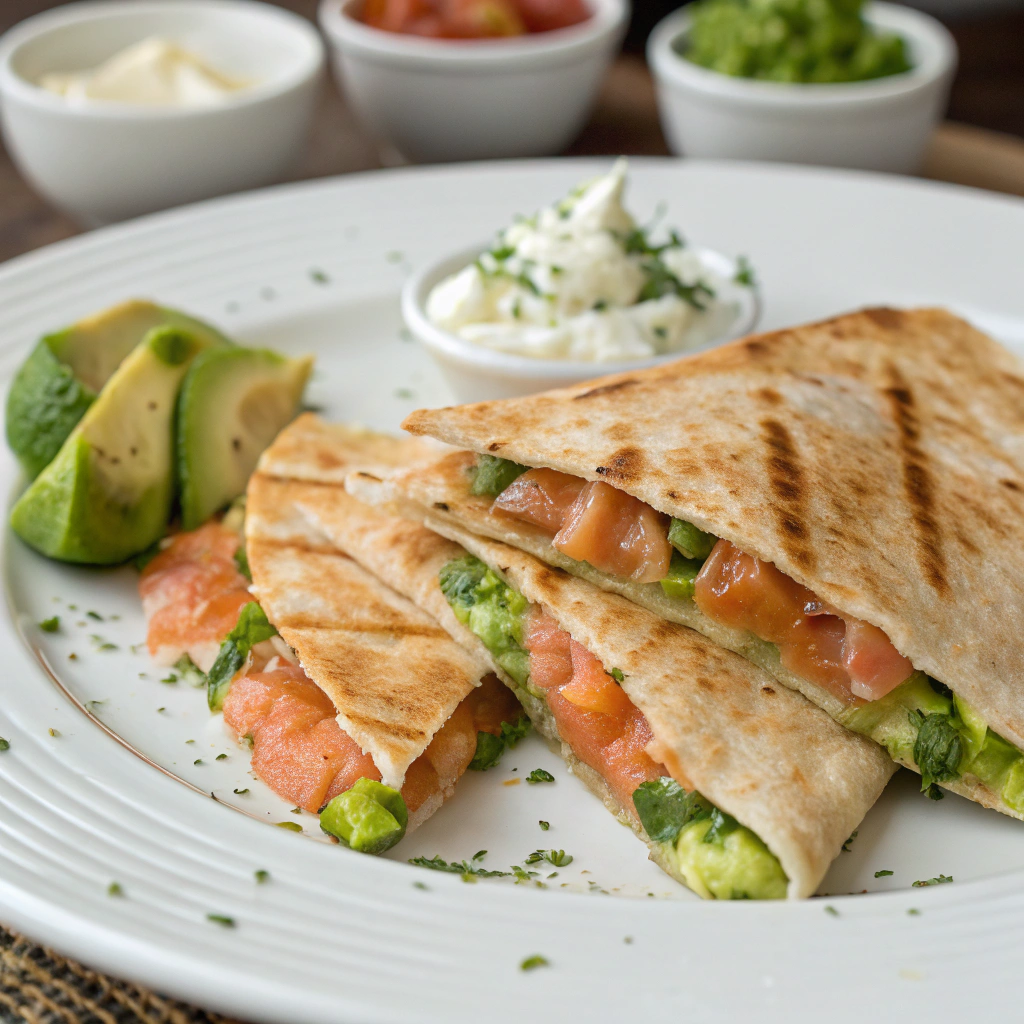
647;0;957;174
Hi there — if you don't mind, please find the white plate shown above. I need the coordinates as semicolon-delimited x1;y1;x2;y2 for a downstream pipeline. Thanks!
1;160;1023;1023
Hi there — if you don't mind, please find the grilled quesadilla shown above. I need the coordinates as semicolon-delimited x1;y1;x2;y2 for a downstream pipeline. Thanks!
260;415;894;899
139;416;521;850
390;306;1024;819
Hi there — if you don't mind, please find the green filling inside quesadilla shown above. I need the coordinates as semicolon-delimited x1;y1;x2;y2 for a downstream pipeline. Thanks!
439;554;788;900
843;674;1024;811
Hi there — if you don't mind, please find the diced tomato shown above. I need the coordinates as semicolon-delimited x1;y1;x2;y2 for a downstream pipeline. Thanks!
523;608;666;816
139;522;252;671
514;0;590;32
359;0;588;37
554;481;672;583
843;619;915;701
492;468;586;533
694;539;913;705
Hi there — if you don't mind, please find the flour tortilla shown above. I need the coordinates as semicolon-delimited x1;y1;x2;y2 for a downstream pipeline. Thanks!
427;518;894;899
245;422;491;796
264;418;894;898
398;307;1024;810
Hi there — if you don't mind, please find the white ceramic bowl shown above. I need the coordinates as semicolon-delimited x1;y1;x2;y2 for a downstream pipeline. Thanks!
647;2;957;174
317;0;629;163
403;242;761;402
0;0;324;225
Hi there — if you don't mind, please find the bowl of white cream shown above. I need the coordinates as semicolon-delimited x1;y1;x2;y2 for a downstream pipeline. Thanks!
0;1;324;224
403;159;761;402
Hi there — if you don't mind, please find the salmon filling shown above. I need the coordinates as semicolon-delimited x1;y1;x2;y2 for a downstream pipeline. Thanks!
523;607;666;814
439;553;789;899
488;463;912;705
140;520;521;819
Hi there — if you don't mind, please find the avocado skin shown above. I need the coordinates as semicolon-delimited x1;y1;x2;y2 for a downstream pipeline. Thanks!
10;325;215;565
9;435;168;564
5;340;96;480
5;301;230;481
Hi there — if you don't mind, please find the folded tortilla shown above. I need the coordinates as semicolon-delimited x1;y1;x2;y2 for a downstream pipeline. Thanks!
267;417;894;898
244;419;497;827
394;307;1024;818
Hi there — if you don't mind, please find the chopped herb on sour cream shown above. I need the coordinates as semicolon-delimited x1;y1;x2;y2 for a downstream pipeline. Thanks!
426;159;751;363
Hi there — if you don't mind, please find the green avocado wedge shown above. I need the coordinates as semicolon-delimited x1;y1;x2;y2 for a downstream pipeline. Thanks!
176;347;313;530
320;779;408;854
5;300;229;479
9;324;218;564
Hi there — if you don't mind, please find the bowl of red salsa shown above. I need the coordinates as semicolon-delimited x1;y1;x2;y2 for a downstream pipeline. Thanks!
318;0;629;162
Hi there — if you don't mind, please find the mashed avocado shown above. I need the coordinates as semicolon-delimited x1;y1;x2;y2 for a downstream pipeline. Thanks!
843;673;1024;811
683;0;912;84
440;557;789;898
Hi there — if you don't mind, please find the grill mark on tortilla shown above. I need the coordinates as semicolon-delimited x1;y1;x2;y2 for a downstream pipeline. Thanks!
593;446;645;483
573;379;637;400
863;307;906;331
487;441;505;451
885;365;949;595
760;418;816;571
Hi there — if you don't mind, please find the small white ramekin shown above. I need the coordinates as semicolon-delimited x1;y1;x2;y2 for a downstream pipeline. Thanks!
403;243;762;403
317;0;629;164
0;0;324;225
647;2;957;175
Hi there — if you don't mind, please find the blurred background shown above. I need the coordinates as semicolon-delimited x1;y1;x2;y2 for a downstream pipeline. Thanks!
1;0;1022;262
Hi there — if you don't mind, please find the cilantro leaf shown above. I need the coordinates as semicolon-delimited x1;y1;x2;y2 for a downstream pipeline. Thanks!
874;869;894;878
910;710;963;790
526;768;555;784
632;777;709;844
469;716;531;771
207;602;277;711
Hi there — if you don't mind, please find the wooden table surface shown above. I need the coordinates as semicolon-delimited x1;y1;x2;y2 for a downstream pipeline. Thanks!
2;1;1024;266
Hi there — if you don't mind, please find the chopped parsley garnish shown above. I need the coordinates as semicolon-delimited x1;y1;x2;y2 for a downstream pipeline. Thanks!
874;869;894;878
912;874;953;887
472;850;487;861
233;788;249;795
107;882;123;897
842;830;858;852
193;759;204;766
609;667;624;683
526;768;555;784
907;908;921;916
394;388;416;400
174;654;206;688
408;855;511;879
216;753;228;761
0;738;9;751
206;914;235;927
525;849;573;867
510;865;539;884
291;807;302;814
254;870;270;884
39;616;59;633
160;674;178;684
275;821;302;832
734;255;757;287
925;784;945;800
538;820;550;831
520;955;549;972
824;905;839;917
469;717;531;771
48;728;59;738
86;610;103;621
413;881;429;890
310;268;329;284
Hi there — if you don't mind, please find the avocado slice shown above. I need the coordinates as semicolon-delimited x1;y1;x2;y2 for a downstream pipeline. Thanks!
320;778;408;854
176;347;313;530
9;324;218;564
5;300;229;479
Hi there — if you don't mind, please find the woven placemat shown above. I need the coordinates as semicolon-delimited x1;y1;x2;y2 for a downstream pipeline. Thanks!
0;929;242;1024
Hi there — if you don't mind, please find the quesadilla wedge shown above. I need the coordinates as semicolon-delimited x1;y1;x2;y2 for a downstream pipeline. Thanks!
138;416;522;851
392;306;1024;819
260;415;894;899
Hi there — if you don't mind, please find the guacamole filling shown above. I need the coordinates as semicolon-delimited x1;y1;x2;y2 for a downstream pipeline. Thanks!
473;455;1024;807
439;553;788;899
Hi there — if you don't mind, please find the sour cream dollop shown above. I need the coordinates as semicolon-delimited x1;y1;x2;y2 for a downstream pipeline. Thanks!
39;38;252;108
426;159;752;363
